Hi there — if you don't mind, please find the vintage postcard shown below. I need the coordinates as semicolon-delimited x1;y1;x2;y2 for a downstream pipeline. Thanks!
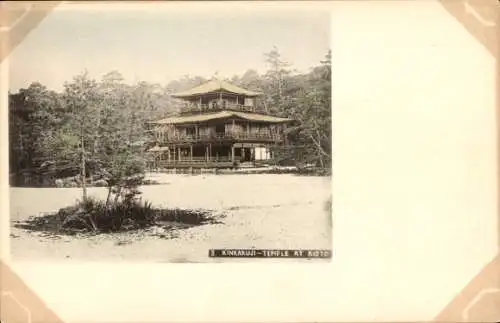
7;1;332;263
2;1;500;323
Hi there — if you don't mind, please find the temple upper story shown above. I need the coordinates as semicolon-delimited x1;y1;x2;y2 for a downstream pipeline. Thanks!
171;78;267;115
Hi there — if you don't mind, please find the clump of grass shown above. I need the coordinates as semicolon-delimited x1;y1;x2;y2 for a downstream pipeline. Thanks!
155;208;219;225
14;197;222;237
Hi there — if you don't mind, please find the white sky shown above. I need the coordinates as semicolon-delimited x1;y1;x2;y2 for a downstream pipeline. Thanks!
8;1;330;92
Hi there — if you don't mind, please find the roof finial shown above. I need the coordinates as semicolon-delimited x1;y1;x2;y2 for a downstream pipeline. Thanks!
212;71;220;81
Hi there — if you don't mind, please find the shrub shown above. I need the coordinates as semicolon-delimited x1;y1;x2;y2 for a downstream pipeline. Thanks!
93;179;107;187
15;197;222;236
155;208;217;225
141;179;161;185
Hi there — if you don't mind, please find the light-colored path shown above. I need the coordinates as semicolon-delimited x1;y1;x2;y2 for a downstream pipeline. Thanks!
10;174;332;262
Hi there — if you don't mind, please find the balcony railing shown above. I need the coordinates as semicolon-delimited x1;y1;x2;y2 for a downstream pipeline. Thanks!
159;131;283;143
160;156;232;163
154;156;236;169
180;102;266;114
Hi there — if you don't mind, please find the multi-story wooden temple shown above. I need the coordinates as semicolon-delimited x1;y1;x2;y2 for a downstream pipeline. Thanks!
147;78;293;169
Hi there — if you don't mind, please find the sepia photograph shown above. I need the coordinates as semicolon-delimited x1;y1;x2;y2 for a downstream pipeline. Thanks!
2;1;499;322
8;2;332;262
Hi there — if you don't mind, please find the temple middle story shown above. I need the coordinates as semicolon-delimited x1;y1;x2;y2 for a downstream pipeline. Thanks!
146;78;294;169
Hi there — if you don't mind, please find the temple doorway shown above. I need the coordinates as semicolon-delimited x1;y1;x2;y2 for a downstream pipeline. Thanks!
240;148;252;162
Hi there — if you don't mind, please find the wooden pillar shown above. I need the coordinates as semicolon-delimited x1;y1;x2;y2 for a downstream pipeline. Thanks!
283;123;288;145
209;143;212;159
231;144;235;163
168;149;171;161
190;145;193;161
178;147;181;161
205;145;209;161
195;124;199;138
232;119;235;135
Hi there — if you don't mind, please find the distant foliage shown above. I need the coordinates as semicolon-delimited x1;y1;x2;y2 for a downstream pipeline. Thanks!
231;49;331;169
9;47;332;184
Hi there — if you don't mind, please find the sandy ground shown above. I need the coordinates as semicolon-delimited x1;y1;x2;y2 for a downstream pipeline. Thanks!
9;173;332;262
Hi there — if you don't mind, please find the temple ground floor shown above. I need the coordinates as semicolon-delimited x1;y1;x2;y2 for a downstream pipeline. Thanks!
149;142;275;169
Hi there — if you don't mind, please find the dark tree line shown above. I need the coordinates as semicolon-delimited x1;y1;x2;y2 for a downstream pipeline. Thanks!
9;47;332;186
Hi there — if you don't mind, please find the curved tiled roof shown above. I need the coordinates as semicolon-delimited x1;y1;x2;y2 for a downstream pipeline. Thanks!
172;79;262;98
152;110;292;125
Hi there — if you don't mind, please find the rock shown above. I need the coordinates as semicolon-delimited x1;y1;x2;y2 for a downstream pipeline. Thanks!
151;226;166;236
115;240;132;246
55;179;64;188
142;179;161;186
93;179;107;187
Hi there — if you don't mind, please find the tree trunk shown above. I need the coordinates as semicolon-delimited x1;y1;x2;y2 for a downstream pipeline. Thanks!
317;149;325;168
87;214;98;231
316;131;325;168
308;132;329;169
113;186;122;204
94;116;100;154
105;186;112;209
128;114;135;143
278;72;283;103
81;128;87;201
